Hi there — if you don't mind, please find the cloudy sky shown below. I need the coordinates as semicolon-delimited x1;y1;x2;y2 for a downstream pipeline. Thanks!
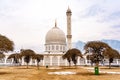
0;0;120;52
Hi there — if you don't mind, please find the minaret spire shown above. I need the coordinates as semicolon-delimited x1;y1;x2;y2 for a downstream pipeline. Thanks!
67;6;71;12
66;7;72;50
55;19;57;27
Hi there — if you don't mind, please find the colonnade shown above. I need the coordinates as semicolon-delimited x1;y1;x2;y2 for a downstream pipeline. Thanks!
0;54;120;66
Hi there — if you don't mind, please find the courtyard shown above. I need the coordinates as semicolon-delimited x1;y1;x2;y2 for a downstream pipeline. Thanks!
0;66;120;80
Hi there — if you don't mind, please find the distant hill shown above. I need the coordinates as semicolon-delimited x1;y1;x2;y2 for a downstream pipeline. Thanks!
72;41;85;51
31;39;120;53
73;39;120;52
101;39;120;51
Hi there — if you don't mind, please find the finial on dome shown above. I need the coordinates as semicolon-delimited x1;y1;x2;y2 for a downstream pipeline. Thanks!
55;19;57;27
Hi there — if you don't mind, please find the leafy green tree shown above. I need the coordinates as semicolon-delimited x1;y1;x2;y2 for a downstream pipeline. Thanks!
62;48;82;66
33;54;44;69
21;49;35;68
0;34;14;53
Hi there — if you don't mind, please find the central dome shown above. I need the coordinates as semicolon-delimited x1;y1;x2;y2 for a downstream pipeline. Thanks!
45;21;66;53
45;25;66;44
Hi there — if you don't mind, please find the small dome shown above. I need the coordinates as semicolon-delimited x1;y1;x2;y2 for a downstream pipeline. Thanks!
45;24;66;45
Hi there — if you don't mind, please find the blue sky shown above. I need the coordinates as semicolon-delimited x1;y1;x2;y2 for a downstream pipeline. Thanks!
0;0;120;52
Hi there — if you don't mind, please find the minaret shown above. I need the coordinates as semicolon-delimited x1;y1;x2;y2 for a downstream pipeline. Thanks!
66;7;72;50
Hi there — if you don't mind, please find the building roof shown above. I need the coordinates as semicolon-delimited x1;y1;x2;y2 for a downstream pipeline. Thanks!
45;22;66;45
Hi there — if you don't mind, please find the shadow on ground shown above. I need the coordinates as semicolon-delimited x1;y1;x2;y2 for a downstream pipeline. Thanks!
0;72;11;75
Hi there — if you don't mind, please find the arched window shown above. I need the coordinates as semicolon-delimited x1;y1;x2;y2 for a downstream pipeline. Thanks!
63;46;65;50
49;46;50;50
46;46;47;51
56;45;59;50
60;45;62;51
52;45;54;50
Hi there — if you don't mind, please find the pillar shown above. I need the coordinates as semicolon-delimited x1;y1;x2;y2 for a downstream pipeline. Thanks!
57;56;60;66
29;58;32;65
50;56;53;66
77;57;80;65
4;55;7;64
21;56;25;65
65;59;68;66
116;59;119;65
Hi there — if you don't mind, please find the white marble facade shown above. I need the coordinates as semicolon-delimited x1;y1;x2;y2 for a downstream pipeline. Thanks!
1;54;120;66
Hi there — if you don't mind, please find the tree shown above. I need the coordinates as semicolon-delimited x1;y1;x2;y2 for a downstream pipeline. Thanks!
0;34;14;65
62;48;83;66
32;54;44;69
20;49;35;68
0;53;5;58
0;53;5;63
84;41;112;67
104;49;120;68
0;34;14;53
8;53;21;65
0;53;5;59
86;54;94;66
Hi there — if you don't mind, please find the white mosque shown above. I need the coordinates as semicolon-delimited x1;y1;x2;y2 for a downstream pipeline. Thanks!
38;7;84;66
0;7;119;66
